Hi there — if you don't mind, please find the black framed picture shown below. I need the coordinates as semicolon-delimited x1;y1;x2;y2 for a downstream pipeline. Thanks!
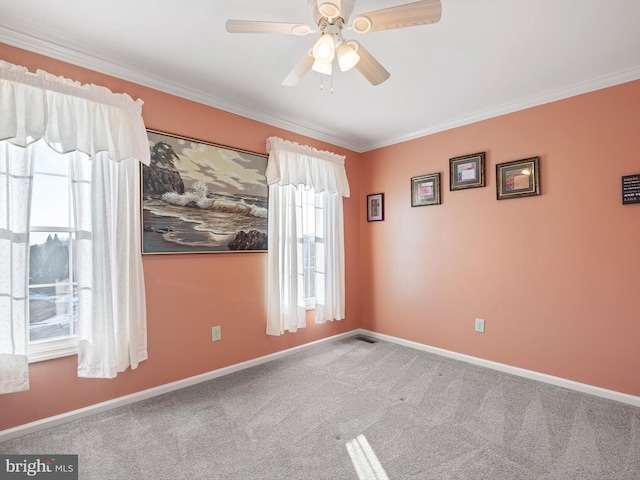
450;152;485;190
622;174;640;205
367;193;384;221
411;173;441;207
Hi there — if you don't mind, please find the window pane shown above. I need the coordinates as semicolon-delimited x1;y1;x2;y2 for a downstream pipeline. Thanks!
30;173;71;227
303;234;316;299
28;146;78;351
298;189;323;302
307;190;316;230
29;285;77;342
33;143;69;175
29;233;71;285
315;201;324;238
304;270;315;300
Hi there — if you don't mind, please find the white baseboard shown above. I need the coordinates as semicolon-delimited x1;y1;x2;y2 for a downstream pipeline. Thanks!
0;330;359;443
3;328;638;443
358;329;640;408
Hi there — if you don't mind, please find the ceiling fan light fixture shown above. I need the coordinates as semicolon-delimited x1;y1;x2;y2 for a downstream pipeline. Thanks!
312;33;336;63
318;1;341;19
312;59;333;75
336;41;360;71
351;15;372;33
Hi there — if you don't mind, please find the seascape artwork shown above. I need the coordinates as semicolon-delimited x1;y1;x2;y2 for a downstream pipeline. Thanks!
142;130;268;253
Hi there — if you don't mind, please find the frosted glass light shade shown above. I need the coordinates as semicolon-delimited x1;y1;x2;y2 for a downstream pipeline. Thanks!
312;60;333;75
336;41;360;71
312;34;336;63
318;1;341;19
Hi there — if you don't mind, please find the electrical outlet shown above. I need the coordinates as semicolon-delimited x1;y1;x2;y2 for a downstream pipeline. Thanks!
474;318;485;333
211;326;221;342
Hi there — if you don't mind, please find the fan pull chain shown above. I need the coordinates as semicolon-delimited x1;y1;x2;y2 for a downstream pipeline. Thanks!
318;73;334;94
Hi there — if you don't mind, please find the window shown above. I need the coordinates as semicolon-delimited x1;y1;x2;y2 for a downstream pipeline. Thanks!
298;188;320;308
0;61;149;393
265;136;348;336
28;146;78;362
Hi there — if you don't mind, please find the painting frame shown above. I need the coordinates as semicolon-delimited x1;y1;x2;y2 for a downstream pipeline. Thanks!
450;152;485;190
621;174;640;205
496;156;540;200
367;193;384;221
141;129;269;254
411;173;441;207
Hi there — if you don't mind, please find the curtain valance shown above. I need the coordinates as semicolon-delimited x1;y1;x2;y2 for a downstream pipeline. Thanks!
0;60;150;165
265;136;350;197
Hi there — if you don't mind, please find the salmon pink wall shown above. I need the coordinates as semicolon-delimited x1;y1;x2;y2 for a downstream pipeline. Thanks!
2;40;639;432
360;80;640;396
0;43;361;431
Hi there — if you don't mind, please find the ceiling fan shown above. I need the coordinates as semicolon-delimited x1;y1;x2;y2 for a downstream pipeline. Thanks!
225;0;442;87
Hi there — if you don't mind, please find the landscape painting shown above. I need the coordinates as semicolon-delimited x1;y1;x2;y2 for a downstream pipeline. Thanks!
142;130;268;254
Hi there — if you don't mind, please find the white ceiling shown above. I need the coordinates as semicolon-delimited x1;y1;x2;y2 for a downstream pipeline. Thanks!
1;0;639;152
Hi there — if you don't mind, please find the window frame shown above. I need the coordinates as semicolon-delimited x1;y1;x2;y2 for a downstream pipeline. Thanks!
27;155;79;363
28;336;78;363
298;188;321;310
302;232;316;309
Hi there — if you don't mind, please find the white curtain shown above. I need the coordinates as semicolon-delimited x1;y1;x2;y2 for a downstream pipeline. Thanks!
265;137;350;336
70;152;148;378
0;143;35;393
0;61;150;393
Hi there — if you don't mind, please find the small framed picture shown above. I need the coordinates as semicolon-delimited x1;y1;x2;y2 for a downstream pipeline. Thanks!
367;193;384;221
496;156;540;200
450;152;485;190
622;174;640;205
411;173;441;207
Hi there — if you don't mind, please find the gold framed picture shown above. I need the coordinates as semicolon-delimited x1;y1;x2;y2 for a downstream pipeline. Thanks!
450;152;485;190
411;173;441;207
496;157;540;200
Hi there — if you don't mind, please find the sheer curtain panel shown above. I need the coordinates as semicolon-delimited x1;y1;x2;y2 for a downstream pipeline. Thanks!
265;137;350;336
0;61;150;393
0;144;35;393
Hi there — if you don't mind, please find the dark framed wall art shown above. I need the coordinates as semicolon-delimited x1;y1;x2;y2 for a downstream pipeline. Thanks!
496;156;540;200
450;152;485;190
411;173;441;207
142;129;268;254
622;174;640;204
367;193;384;221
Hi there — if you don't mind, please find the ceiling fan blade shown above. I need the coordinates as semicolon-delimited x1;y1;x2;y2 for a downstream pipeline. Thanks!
351;0;442;33
282;50;315;86
351;41;390;86
225;20;316;35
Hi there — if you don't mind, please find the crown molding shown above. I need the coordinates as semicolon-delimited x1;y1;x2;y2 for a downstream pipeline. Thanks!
2;26;639;154
365;66;640;151
0;26;363;153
